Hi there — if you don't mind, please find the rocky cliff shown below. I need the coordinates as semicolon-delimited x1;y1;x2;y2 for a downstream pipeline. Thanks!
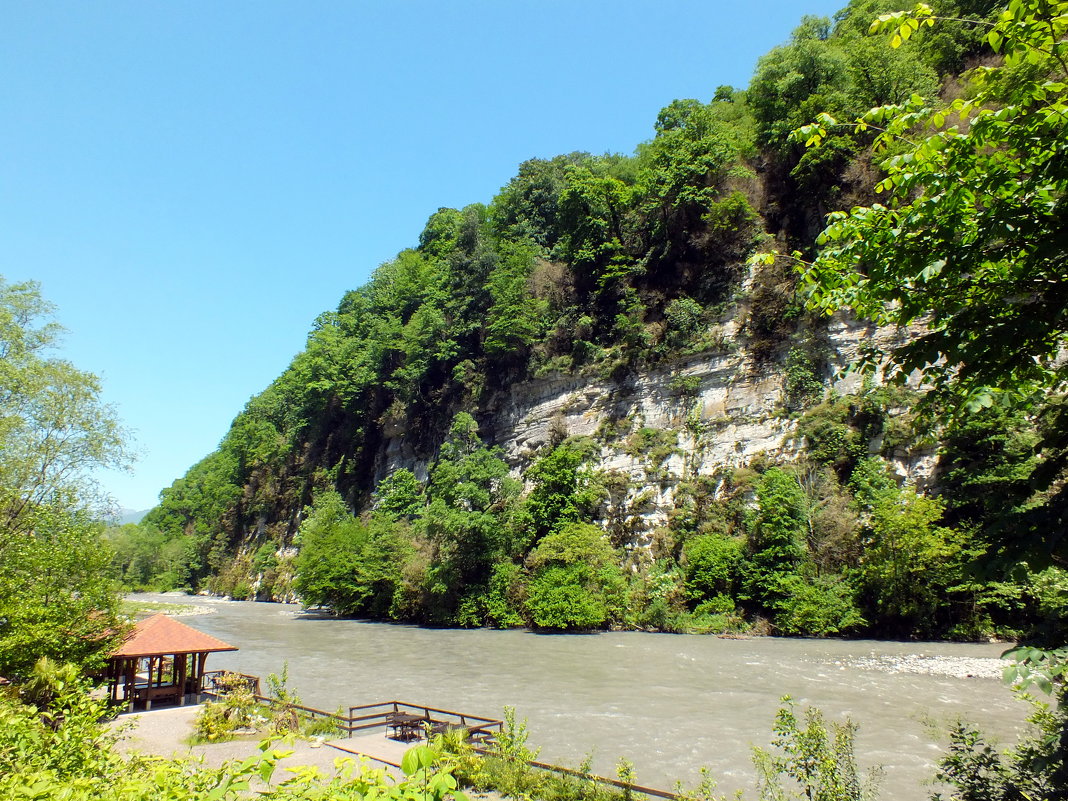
372;311;935;554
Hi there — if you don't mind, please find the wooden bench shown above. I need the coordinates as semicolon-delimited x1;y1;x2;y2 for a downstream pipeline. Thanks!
135;684;181;709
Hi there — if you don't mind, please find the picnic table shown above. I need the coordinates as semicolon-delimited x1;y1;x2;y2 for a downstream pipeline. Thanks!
386;711;426;741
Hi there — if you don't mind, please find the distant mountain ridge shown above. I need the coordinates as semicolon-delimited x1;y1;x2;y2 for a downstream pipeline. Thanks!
115;508;149;525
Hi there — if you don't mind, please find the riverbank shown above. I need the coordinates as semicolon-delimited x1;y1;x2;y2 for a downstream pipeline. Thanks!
133;592;1014;675
121;595;219;618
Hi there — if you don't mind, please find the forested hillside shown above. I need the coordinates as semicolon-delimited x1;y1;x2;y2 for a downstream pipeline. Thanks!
109;0;1068;641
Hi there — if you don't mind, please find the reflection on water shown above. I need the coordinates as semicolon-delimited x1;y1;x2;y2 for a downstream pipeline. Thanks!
131;593;1026;800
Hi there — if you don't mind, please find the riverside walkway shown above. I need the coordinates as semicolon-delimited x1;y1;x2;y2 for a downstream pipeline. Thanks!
111;705;390;777
111;694;499;777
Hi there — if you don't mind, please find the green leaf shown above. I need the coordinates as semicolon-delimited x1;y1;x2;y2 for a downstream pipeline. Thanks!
401;745;437;775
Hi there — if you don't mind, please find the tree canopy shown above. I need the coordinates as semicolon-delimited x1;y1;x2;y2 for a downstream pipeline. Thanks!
788;0;1068;570
796;0;1068;411
0;277;131;675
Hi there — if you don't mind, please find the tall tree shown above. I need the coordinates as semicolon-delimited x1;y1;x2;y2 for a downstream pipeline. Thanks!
0;279;128;542
795;1;1068;411
0;277;131;675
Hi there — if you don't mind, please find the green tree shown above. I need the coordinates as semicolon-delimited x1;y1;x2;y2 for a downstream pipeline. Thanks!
524;522;625;630
293;490;398;615
683;533;743;602
0;278;130;677
742;468;807;610
483;240;549;360
772;574;866;636
0;278;129;540
420;413;522;622
860;482;969;633
555;161;639;296
522;442;599;544
0;508;121;676
373;468;425;520
754;697;880;801
796;1;1068;414
936;406;1040;528
490;153;589;251
749;16;852;154
106;522;167;589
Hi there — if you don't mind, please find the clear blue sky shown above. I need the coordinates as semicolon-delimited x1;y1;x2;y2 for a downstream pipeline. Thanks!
2;0;846;512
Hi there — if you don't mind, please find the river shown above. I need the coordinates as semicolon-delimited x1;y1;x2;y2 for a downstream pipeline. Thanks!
130;593;1029;800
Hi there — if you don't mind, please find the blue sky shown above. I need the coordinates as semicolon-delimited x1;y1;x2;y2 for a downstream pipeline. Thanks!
2;0;846;512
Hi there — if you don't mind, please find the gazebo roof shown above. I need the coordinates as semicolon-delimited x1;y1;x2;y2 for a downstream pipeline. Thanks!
111;613;238;658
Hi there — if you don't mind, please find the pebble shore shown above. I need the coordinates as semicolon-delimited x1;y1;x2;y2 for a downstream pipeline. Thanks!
830;653;1005;680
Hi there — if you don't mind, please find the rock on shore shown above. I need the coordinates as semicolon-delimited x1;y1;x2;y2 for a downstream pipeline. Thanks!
836;654;1005;680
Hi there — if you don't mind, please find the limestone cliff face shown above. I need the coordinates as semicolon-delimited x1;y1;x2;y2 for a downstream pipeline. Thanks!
376;313;936;551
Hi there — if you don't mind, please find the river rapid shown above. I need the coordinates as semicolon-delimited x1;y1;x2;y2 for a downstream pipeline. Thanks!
130;593;1030;800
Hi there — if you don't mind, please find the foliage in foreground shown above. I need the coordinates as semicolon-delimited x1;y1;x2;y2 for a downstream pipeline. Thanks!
753;698;880;801
0;674;468;801
793;0;1068;570
929;646;1068;800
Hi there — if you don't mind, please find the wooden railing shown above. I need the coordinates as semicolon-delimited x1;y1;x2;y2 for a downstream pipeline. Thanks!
202;670;262;696
347;700;502;741
471;747;681;800
198;674;677;800
199;677;501;741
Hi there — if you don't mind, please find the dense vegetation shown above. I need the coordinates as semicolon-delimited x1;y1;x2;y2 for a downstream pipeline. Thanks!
101;0;1068;646
0;662;473;800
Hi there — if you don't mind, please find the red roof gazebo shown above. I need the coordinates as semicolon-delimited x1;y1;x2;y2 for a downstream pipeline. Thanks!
105;614;238;710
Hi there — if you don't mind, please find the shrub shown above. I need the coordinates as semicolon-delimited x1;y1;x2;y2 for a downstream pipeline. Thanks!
527;565;609;630
695;594;735;615
635;597;692;633
683;534;743;601
753;698;881;801
783;346;824;411
772;574;865;636
669;374;702;396
193;672;258;743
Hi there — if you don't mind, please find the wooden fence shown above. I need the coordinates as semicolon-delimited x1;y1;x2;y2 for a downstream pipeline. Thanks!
198;671;680;800
200;674;502;740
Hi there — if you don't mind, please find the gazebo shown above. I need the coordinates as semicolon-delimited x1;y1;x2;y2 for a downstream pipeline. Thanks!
105;614;238;710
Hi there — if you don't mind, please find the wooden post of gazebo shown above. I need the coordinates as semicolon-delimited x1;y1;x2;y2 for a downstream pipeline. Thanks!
106;614;238;711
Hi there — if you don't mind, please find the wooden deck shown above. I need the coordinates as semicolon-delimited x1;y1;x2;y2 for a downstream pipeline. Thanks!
325;732;412;771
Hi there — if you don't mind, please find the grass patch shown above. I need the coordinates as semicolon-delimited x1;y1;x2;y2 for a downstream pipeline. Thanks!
120;599;198;618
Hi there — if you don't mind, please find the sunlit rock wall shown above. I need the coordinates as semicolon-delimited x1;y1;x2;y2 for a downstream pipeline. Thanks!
377;314;935;551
